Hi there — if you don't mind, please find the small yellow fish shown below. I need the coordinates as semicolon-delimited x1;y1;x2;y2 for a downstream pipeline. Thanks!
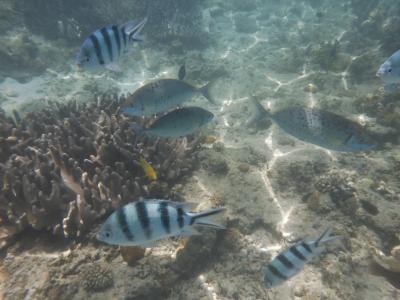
139;156;157;181
203;135;218;144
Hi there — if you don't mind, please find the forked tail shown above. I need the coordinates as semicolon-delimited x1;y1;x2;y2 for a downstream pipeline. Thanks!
188;207;226;229
199;82;217;105
315;227;343;247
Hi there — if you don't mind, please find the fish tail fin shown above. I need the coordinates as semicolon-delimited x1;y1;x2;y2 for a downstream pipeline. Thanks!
247;96;271;126
315;227;343;248
124;17;147;42
198;82;217;105
188;207;226;229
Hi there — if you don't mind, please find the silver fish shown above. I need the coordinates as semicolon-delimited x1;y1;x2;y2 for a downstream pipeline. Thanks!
76;18;147;71
251;98;377;152
376;49;400;84
96;199;225;247
122;79;215;117
134;106;214;138
263;227;342;288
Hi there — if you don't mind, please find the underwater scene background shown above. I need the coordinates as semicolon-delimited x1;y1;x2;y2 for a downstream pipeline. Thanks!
0;0;400;299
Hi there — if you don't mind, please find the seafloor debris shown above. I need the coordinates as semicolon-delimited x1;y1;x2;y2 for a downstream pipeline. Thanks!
0;94;201;242
315;170;357;203
372;245;400;273
79;262;114;292
120;246;146;266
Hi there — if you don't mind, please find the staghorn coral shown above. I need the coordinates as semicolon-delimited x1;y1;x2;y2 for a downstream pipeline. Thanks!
0;94;200;241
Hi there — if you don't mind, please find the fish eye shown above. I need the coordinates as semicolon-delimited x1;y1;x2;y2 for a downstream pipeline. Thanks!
86;56;90;62
388;68;392;73
104;230;112;238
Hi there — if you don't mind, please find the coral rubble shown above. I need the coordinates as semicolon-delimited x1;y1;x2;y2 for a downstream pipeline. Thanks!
80;262;114;292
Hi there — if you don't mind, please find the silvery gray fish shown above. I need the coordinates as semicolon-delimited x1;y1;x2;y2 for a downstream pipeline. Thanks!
96;199;225;247
76;18;147;71
263;227;342;288
376;49;400;84
133;106;214;138
121;78;215;117
251;98;377;152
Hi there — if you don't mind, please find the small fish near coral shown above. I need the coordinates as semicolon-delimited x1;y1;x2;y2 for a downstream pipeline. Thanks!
250;98;377;152
376;49;400;84
97;199;225;247
121;68;216;117
76;18;147;71
263;227;342;288
132;106;214;138
139;156;157;181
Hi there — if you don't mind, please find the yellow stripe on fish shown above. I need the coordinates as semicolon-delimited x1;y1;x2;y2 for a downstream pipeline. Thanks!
139;156;157;181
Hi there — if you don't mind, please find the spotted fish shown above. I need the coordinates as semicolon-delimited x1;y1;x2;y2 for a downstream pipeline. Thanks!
96;199;225;247
263;227;342;288
133;106;214;138
76;18;147;71
250;98;377;151
122;79;216;117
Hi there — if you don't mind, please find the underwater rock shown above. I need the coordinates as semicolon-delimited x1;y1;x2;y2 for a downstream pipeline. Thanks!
120;246;146;266
315;170;357;203
0;95;200;241
174;229;219;275
198;149;229;175
79;262;113;292
237;163;250;173
0;30;47;80
272;149;331;195
372;245;400;273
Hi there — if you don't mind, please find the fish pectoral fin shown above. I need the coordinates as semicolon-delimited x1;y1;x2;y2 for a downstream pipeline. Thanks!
179;227;200;237
106;63;122;72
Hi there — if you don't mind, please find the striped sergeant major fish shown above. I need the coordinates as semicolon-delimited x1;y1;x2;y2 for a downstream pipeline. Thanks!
263;227;342;288
96;199;225;247
76;18;147;71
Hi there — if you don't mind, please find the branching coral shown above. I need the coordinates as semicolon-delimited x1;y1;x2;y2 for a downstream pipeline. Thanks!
0;94;200;241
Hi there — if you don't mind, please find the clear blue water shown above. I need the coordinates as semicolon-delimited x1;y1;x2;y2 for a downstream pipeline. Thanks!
0;1;399;299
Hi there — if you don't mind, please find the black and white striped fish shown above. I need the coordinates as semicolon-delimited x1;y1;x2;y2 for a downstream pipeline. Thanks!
96;199;225;247
263;228;342;288
76;18;147;71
